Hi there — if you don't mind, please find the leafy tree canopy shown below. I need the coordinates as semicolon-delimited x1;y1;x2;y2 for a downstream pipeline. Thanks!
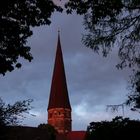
38;123;57;140
0;98;33;126
86;116;140;140
65;0;140;67
0;0;62;75
65;0;140;110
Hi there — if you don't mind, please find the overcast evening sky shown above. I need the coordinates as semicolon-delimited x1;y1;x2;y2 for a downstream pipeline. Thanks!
0;7;139;130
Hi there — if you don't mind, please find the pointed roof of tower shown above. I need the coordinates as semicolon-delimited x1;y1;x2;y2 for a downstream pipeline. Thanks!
48;32;71;110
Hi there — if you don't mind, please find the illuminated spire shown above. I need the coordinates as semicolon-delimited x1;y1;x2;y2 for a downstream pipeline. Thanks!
48;32;71;110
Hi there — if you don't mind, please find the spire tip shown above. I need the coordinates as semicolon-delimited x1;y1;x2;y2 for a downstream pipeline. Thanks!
58;28;60;34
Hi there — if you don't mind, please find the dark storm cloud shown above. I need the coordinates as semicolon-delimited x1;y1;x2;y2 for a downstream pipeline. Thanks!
0;12;135;130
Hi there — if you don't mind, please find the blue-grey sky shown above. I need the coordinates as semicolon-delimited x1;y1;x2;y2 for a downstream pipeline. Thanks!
0;11;139;130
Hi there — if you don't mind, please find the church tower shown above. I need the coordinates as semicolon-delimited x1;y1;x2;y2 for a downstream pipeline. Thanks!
48;32;72;134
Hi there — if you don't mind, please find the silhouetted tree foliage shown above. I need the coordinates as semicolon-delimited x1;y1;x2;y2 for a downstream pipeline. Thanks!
0;98;32;126
86;116;140;140
0;98;33;140
65;0;140;110
0;0;62;75
127;70;140;111
38;123;57;140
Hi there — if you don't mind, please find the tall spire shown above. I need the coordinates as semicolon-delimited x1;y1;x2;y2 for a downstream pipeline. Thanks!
47;32;72;134
48;32;71;110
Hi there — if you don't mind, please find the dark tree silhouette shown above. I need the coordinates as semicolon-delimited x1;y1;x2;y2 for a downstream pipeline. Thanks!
0;0;62;75
38;123;57;140
86;116;140;140
127;71;140;111
0;98;33;126
0;98;33;140
65;0;140;110
106;103;125;116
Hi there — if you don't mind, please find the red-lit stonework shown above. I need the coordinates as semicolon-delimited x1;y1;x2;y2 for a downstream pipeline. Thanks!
48;108;71;133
